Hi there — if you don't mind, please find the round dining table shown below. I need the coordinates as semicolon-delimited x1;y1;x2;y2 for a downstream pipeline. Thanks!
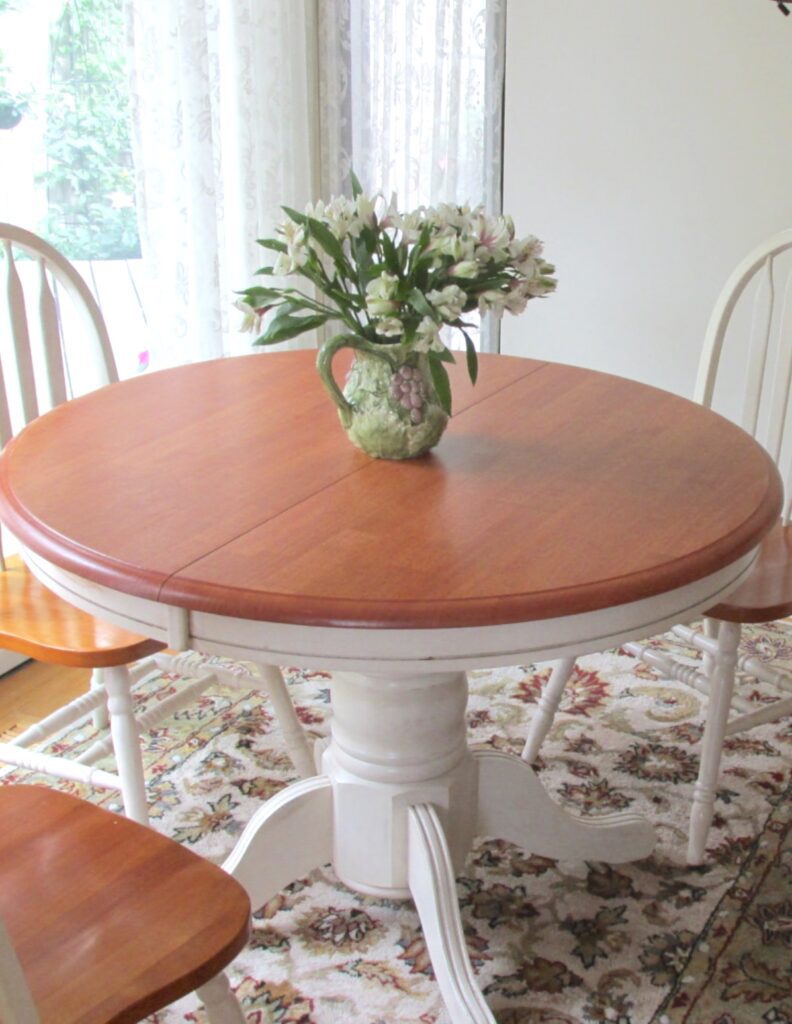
0;350;782;1023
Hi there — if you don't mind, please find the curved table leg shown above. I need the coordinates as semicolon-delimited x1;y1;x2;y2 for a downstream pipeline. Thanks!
222;775;333;909
221;669;655;1024
408;804;496;1024
475;749;655;863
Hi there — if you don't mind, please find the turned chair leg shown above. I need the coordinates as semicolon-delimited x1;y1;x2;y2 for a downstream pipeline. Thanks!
521;657;577;763
197;971;245;1023
90;667;109;731
103;665;149;825
254;664;316;780
700;616;719;679
688;619;740;865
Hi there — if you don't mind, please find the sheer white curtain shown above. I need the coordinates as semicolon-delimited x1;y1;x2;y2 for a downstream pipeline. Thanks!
124;0;324;367
125;0;505;365
318;0;507;353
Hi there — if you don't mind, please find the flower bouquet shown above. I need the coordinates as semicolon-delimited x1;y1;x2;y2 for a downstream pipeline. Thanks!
238;174;556;459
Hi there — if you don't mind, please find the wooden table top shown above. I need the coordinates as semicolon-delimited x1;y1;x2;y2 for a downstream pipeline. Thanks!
0;351;782;630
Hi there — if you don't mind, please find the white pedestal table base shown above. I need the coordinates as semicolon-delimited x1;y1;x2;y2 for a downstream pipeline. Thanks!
223;671;655;1023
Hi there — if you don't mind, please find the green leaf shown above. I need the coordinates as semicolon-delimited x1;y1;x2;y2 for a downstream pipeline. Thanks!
353;235;373;285
350;169;363;197
408;287;437;321
237;285;285;305
281;205;308;226
257;238;287;254
461;330;479;385
253;312;330;346
428;352;452;415
381;232;401;275
435;347;456;364
306;216;347;266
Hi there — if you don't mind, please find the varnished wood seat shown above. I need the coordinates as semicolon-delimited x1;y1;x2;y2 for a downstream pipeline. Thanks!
0;555;164;667
708;520;792;622
0;785;250;1023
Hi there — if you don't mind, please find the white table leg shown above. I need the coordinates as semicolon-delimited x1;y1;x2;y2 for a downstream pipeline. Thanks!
408;803;496;1024
222;775;333;909
222;668;655;1022
475;749;655;862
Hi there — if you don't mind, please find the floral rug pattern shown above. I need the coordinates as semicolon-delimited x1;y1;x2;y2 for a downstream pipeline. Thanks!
2;624;791;1023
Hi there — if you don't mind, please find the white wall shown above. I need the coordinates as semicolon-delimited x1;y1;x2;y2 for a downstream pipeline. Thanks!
502;0;792;397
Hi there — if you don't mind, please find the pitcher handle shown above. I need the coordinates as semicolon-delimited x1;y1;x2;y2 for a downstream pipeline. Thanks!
316;333;398;428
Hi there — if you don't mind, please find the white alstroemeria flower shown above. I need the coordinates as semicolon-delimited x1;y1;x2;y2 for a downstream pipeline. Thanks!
477;289;507;315
509;234;544;272
413;316;445;353
427;284;466;321
378;192;400;229
322;195;357;239
430;202;474;235
365;271;400;317
394;208;427;244
375;316;405;337
433;231;476;262
273;249;308;276
524;274;557;298
233;299;265;334
355;193;377;230
473;213;513;262
366;271;398;299
274;219;309;273
304;199;326;219
502;286;530;316
448;259;479;279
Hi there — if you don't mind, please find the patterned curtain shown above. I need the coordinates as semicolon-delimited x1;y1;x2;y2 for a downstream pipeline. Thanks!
320;0;506;351
124;0;505;365
124;0;322;366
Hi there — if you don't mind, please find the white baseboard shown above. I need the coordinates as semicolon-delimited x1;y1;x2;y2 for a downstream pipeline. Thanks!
0;652;29;676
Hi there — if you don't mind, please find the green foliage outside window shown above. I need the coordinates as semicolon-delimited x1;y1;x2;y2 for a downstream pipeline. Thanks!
40;0;140;259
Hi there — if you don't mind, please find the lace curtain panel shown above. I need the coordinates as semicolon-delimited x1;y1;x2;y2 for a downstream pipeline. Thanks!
124;0;505;366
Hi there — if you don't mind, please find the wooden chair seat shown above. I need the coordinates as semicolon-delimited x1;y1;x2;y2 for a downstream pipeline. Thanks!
707;520;792;623
0;785;250;1023
0;556;165;667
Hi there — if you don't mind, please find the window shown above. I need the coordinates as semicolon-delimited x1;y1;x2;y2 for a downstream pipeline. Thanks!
0;0;150;378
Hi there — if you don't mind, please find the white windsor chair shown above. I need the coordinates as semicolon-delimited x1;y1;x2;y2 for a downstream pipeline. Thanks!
520;228;792;864
0;223;314;825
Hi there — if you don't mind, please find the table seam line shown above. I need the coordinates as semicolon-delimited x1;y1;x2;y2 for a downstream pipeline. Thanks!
154;360;551;602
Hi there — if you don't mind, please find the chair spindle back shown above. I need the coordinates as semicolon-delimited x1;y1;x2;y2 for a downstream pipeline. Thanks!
0;224;118;448
694;229;792;524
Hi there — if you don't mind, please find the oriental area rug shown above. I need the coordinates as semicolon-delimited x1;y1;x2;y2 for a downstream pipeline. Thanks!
2;624;791;1024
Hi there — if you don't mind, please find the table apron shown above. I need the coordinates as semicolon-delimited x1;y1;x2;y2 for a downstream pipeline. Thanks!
20;545;760;672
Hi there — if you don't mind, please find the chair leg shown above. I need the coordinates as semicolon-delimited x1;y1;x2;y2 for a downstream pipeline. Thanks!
90;667;109;731
688;620;740;865
254;664;316;780
521;657;577;763
103;665;149;826
197;971;245;1023
701;616;718;679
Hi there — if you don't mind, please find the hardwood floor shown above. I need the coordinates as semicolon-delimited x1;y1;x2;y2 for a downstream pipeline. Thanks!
0;660;90;740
